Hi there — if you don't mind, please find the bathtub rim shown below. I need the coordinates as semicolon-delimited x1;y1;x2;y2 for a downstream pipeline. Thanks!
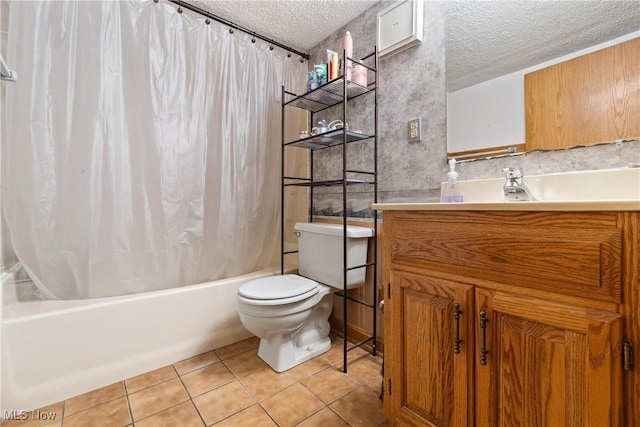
3;266;283;320
1;265;284;412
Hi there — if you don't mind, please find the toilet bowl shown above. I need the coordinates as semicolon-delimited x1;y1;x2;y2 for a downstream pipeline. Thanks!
237;222;373;372
238;275;335;372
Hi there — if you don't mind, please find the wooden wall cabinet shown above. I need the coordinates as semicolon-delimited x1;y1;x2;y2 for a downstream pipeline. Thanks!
383;210;638;426
525;37;640;151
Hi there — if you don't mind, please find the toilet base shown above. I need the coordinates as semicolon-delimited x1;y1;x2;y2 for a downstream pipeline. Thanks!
255;292;334;372
258;335;331;373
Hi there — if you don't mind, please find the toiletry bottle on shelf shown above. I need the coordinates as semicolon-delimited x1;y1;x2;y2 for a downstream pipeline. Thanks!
440;158;464;203
307;71;316;92
314;64;327;86
342;31;353;81
353;64;367;86
331;51;339;80
326;50;339;80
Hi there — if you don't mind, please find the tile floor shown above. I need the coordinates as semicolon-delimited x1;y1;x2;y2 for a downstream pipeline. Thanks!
3;335;391;427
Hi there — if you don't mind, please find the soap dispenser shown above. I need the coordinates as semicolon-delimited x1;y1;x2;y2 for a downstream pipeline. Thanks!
440;158;464;203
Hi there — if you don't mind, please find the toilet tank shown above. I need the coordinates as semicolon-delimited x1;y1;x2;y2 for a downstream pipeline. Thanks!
294;222;373;289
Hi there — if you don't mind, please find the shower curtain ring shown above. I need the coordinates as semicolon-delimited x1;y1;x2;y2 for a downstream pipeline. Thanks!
229;26;234;34
177;6;183;14
153;0;159;3
205;18;210;25
269;44;274;51
287;51;291;58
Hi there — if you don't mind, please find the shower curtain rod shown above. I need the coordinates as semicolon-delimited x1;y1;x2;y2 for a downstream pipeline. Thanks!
167;0;310;60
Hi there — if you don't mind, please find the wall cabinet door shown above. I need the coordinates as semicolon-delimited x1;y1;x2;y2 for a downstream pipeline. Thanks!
525;37;639;151
385;271;474;426
475;288;623;426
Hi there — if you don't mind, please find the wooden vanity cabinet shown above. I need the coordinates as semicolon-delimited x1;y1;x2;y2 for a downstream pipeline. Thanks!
384;271;474;425
474;289;621;426
382;210;637;426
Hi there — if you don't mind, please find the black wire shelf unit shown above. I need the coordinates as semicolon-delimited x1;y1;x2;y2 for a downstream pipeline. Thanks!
280;49;378;374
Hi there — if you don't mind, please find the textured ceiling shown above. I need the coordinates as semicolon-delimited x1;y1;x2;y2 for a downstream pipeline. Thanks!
189;0;380;53
189;1;640;91
446;1;640;91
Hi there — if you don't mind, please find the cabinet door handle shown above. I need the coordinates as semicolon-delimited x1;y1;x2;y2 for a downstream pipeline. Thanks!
453;303;462;354
623;339;634;371
479;308;489;365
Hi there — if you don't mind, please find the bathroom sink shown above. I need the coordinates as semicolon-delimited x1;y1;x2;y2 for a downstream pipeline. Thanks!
456;167;640;203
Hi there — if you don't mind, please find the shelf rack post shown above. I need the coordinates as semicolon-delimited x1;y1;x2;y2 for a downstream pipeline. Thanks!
281;85;286;275
280;50;378;374
342;49;349;373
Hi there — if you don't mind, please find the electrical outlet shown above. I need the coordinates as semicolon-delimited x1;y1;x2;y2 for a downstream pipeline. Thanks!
408;117;422;143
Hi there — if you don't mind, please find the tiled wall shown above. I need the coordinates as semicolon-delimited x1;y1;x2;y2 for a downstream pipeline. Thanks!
307;1;640;215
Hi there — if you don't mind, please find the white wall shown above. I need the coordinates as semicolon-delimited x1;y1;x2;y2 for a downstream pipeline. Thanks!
447;31;640;153
447;72;524;152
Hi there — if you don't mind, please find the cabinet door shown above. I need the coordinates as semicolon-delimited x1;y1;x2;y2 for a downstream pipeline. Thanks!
385;271;474;426
475;289;622;426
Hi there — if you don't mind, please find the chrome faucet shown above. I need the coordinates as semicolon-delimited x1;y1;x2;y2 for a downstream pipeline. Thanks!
503;168;536;201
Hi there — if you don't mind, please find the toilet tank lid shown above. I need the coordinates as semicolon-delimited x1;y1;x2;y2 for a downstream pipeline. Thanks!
294;222;374;238
238;274;318;300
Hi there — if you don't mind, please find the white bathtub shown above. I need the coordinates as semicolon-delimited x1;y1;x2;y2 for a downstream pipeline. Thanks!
1;267;278;411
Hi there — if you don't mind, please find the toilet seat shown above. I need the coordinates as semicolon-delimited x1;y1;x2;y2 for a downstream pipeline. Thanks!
238;275;319;306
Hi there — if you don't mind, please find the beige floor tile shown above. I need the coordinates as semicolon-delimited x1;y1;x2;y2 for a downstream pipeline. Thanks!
128;377;190;421
39;402;64;419
193;380;256;425
174;351;220;375
330;387;385;427
1;402;63;427
135;401;204;427
296;407;350;427
62;397;131;427
240;367;297;401
214;339;255;360
64;381;126;416
363;374;385;398
325;343;369;371
223;349;268;378
247;336;261;347
261;384;325;427
125;365;176;394
318;339;346;366
286;357;330;381
301;367;359;404
343;354;383;385
0;417;58;427
181;362;236;397
213;404;276;426
378;419;395;426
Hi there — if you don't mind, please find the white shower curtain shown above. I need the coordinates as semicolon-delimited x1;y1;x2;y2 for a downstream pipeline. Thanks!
3;0;306;299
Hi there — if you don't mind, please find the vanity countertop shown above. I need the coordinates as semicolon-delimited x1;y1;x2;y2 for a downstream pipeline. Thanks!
374;168;640;211
372;200;640;211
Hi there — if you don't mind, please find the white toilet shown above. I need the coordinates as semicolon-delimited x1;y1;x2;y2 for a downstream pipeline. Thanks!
237;222;373;372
